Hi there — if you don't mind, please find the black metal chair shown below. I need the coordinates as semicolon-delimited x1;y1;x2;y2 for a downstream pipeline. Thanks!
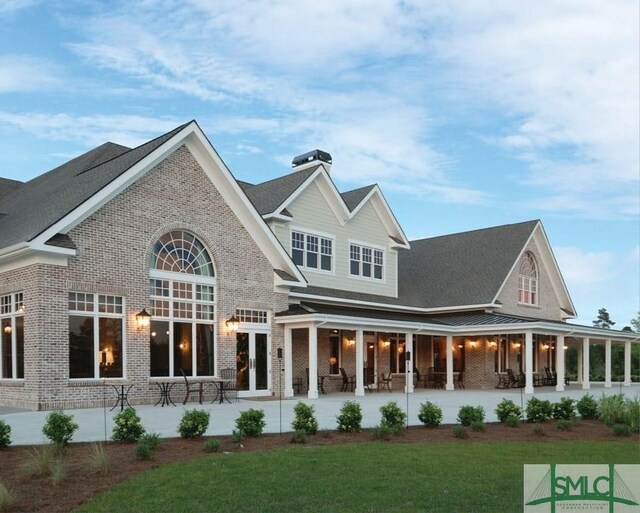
339;367;355;392
456;370;465;389
216;367;238;403
180;368;203;405
378;372;392;392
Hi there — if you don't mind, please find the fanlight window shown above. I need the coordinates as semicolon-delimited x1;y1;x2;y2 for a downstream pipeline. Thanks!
518;252;538;305
151;231;214;276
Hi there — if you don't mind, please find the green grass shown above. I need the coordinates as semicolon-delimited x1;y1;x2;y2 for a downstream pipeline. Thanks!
75;441;639;513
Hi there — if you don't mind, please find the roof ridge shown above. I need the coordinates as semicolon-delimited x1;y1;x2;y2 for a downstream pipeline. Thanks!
251;165;318;188
341;183;376;195
76;121;192;177
410;219;539;243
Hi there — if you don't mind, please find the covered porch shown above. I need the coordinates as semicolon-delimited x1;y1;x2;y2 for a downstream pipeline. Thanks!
276;304;639;399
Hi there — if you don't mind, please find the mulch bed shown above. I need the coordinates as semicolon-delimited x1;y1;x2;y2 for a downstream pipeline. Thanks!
1;420;636;513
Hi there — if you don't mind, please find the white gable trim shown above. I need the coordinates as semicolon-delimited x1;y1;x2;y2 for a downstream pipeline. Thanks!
269;170;410;247
491;221;576;318
26;122;306;286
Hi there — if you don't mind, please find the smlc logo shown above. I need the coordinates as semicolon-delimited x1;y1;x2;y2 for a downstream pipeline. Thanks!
524;464;640;513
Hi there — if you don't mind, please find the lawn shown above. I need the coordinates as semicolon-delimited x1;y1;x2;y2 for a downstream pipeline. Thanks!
75;440;639;513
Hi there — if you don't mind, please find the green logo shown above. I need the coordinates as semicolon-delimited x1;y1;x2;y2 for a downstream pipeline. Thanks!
524;464;639;512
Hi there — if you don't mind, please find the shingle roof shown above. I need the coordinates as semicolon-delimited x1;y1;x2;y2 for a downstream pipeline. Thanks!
0;123;190;249
0;178;23;203
340;185;375;211
238;165;319;215
292;221;539;309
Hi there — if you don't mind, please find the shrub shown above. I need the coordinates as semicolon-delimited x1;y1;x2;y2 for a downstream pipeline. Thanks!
89;443;110;474
525;398;553;423
506;413;520;428
203;439;221;453
43;410;78;447
457;405;485;426
623;396;640;433
0;481;15;512
612;423;631;437
452;425;467;438
231;429;245;444
235;409;265;437
336;401;362;432
418;401;443;427
552;397;576;421
139;432;161;450
495;398;522;423
290;430;307;444
380;401;406;432
135;442;154;460
576;394;599;419
556;419;574;431
470;420;486;432
372;425;393;441
178;409;210;438
531;423;545;436
112;407;145;442
598;394;626;426
0;420;10;449
291;402;318;435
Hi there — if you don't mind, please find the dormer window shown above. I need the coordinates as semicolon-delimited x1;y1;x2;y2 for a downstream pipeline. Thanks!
518;252;538;305
291;230;333;272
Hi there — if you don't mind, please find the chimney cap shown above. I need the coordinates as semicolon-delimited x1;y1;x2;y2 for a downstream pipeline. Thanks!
292;149;332;168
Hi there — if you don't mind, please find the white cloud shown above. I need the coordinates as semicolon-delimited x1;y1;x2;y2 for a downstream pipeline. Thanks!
0;55;59;92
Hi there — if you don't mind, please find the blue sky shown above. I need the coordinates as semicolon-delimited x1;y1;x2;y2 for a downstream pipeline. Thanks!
1;0;638;327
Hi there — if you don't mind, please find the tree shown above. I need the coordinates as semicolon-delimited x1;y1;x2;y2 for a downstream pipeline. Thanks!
631;312;640;333
592;308;615;329
622;326;633;332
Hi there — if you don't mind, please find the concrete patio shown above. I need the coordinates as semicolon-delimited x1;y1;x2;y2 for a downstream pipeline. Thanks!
1;383;637;446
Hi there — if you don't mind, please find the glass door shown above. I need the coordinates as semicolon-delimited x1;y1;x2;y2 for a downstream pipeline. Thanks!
236;331;270;397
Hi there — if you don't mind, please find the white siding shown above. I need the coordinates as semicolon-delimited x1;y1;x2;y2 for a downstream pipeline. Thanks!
270;180;398;297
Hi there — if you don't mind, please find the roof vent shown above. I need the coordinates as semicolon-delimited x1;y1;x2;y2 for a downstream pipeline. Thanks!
291;149;332;173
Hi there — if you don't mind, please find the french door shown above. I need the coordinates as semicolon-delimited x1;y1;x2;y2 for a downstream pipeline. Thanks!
236;331;271;397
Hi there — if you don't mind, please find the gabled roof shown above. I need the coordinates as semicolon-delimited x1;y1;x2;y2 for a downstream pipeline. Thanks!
238;166;320;215
400;220;540;308
341;185;376;212
0;178;23;202
0;126;186;250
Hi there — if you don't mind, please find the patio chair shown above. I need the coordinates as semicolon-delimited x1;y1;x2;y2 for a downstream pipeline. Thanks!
413;368;422;388
495;372;509;389
378;372;392;392
425;367;438;388
180;368;203;405
218;367;238;403
456;370;465;389
544;367;557;386
339;367;356;392
364;367;374;392
506;368;523;388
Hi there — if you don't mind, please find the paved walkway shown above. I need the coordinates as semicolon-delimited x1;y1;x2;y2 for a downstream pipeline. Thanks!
1;383;637;446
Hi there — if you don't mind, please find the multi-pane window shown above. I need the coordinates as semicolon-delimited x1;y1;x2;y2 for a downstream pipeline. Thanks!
494;337;507;372
1;292;24;379
388;333;406;373
236;309;268;324
291;230;333;271
350;244;384;280
68;293;124;379
150;231;216;378
329;331;340;375
518;252;538;305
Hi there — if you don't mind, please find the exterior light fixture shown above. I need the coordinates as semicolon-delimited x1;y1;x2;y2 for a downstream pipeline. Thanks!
542;344;550;350
469;341;477;349
347;338;356;346
382;340;390;347
488;340;497;349
226;315;239;333
513;342;521;349
3;325;11;334
329;356;338;365
136;308;151;329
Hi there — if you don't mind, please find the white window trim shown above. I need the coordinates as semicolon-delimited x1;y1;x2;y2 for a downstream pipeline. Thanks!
329;331;342;376
290;226;336;275
0;292;24;380
348;239;386;283
517;253;539;306
68;293;126;381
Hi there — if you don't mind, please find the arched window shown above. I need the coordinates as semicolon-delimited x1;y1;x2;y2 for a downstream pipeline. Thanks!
518;252;538;305
149;231;216;377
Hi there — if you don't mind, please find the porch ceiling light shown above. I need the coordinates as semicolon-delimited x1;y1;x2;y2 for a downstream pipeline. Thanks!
136;308;151;329
226;315;239;333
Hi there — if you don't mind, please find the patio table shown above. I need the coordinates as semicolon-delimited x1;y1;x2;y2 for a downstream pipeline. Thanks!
110;383;133;412
154;381;177;407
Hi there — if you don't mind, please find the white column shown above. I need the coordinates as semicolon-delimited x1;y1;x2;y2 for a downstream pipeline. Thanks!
524;331;534;394
582;337;590;390
307;324;318;399
555;335;565;392
445;335;454;391
604;339;612;388
355;329;365;396
577;343;583;384
405;332;414;393
284;326;294;397
624;340;632;386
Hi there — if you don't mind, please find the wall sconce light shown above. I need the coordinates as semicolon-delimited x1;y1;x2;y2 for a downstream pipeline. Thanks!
382;340;390;347
329;356;338;365
563;345;568;350
3;325;12;334
513;342;521;349
226;315;239;332
469;341;477;349
347;338;355;347
488;340;497;349
136;308;151;329
542;344;550;350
